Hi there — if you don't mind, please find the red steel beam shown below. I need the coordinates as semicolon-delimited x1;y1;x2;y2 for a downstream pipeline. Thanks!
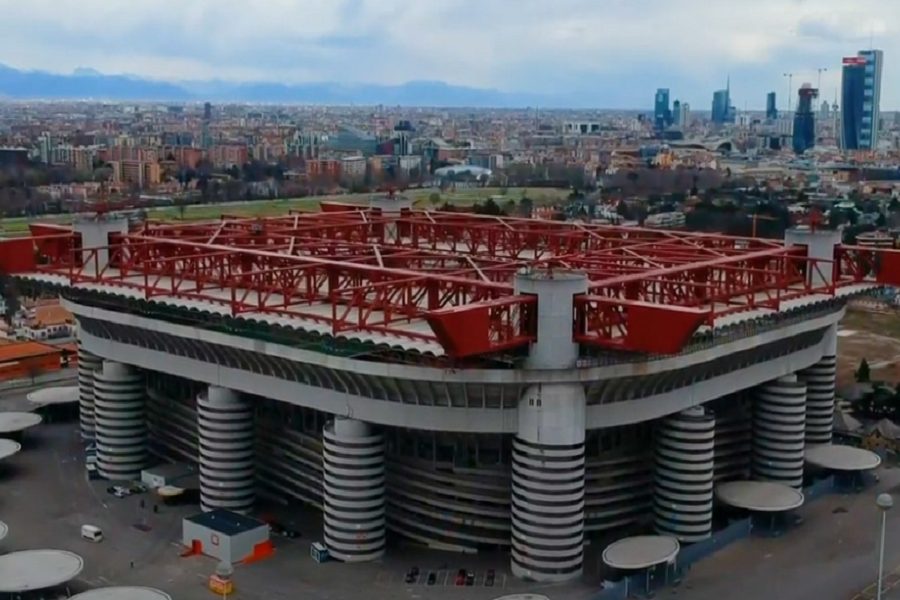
7;212;900;357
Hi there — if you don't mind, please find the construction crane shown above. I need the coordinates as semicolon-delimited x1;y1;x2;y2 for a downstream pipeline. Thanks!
816;67;828;91
783;72;795;113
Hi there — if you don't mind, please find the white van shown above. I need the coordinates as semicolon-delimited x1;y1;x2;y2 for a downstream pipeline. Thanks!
81;524;103;542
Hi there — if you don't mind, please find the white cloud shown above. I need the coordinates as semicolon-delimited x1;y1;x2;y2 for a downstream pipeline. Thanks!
0;0;896;106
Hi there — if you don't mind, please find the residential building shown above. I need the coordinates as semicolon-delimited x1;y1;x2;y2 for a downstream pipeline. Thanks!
340;156;367;186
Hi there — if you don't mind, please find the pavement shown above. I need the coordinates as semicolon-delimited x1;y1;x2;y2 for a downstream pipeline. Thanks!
658;465;900;600
0;411;599;600
5;382;900;599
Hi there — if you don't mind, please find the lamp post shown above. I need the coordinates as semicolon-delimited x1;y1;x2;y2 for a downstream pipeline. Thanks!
876;493;893;600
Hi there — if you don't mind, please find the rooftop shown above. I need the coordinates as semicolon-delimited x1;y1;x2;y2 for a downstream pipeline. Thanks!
2;209;898;361
185;508;267;536
0;341;62;362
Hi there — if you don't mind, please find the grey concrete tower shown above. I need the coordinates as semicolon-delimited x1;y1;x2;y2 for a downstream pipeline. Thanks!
322;417;386;562
77;342;102;440
752;375;807;488
510;270;588;583
198;386;255;513
93;361;147;480
654;406;715;542
799;325;837;445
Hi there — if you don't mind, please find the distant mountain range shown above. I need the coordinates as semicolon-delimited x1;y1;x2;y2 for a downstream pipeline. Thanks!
0;64;579;107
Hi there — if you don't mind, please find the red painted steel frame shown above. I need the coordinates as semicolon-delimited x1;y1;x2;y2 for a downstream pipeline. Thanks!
3;209;900;358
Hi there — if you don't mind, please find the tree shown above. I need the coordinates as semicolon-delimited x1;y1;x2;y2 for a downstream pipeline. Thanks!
518;196;534;218
0;274;20;321
856;358;871;383
474;197;502;216
428;192;441;207
26;364;43;385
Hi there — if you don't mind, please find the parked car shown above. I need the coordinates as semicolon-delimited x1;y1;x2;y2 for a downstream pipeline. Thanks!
465;571;475;586
426;572;436;586
485;569;496;587
455;569;466;586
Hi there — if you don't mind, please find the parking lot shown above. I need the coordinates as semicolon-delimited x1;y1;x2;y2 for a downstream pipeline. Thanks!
0;385;598;600
376;567;508;589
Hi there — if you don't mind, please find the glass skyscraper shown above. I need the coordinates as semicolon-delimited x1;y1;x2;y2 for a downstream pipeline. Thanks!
792;85;817;155
711;89;729;124
766;91;777;120
841;49;883;150
654;88;671;131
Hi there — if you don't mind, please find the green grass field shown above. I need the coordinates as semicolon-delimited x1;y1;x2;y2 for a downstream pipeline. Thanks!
0;186;568;237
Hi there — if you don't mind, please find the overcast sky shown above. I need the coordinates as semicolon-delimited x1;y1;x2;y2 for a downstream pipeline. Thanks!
0;0;895;109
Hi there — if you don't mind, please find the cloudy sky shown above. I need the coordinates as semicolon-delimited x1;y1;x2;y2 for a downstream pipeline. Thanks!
0;0;894;108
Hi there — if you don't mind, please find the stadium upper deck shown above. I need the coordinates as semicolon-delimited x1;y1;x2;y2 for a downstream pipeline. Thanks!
1;204;897;361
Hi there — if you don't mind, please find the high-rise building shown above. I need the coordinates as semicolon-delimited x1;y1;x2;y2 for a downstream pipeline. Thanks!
681;102;691;127
672;99;681;127
792;84;818;155
711;89;730;124
710;77;733;124
654;88;671;131
766;92;778;120
202;102;213;150
841;50;883;150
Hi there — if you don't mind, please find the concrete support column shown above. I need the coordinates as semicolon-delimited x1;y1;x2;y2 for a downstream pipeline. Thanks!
799;325;837;446
93;361;147;481
654;406;715;542
752;375;807;488
322;417;386;562
77;341;102;440
198;387;255;513
784;227;842;288
511;271;587;583
72;216;129;277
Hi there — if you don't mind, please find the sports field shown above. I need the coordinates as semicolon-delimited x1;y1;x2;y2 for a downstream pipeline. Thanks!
0;186;568;237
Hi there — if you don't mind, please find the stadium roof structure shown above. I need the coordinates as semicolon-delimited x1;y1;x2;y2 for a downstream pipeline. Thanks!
2;207;900;359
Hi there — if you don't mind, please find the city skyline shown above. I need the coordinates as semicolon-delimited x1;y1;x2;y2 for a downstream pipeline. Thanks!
0;0;895;109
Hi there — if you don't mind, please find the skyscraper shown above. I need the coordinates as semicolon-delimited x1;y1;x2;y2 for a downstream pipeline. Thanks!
841;49;883;150
792;84;818;155
202;102;213;150
711;77;732;125
672;99;681;127
681;102;691;127
766;92;778;120
654;88;671;131
711;89;729;124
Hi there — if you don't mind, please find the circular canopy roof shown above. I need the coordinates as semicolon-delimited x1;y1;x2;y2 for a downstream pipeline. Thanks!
0;520;7;542
602;535;680;570
806;444;882;471
156;485;185;497
70;587;173;600
0;549;84;592
716;481;804;512
0;412;42;434
26;385;79;406
0;438;22;461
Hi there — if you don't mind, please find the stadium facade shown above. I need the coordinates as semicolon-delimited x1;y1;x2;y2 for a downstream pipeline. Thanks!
2;202;898;582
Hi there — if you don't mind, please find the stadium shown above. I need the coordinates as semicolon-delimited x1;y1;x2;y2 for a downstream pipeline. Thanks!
1;196;898;583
